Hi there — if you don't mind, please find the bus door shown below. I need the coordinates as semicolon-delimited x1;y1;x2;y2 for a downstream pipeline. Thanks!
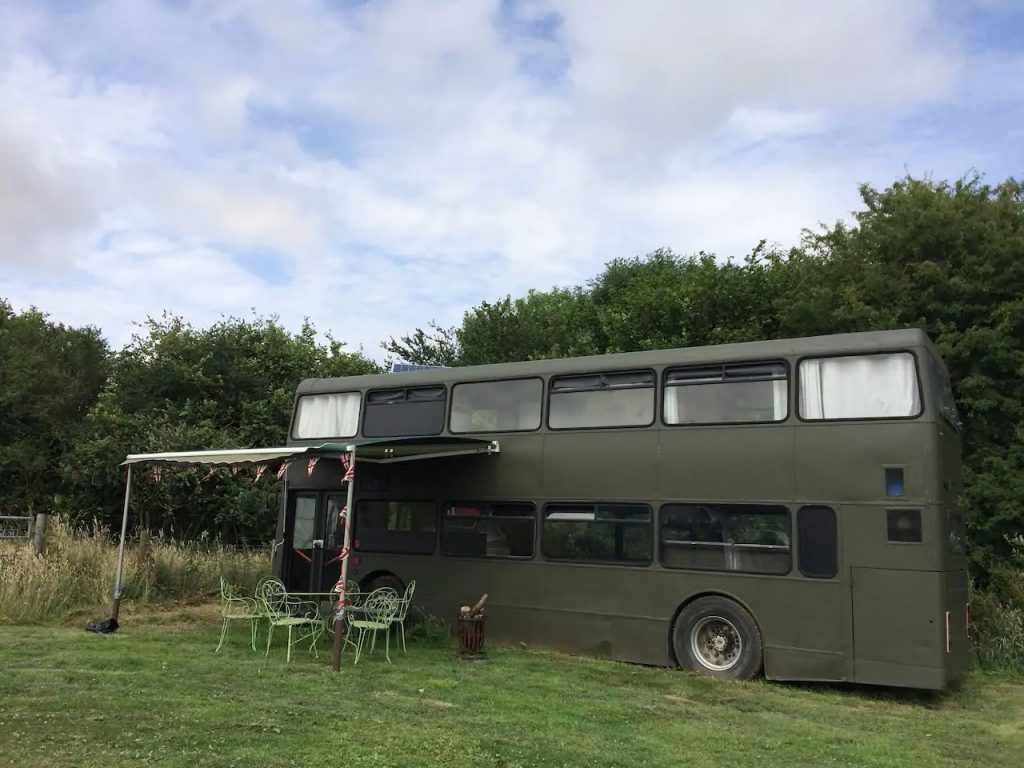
318;493;349;592
285;492;350;593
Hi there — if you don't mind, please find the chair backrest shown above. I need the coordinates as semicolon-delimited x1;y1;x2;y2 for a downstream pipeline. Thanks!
362;587;400;624
219;577;234;609
396;580;416;620
345;580;362;607
256;577;288;615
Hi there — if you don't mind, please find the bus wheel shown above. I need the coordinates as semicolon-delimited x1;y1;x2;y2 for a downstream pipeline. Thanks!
673;596;763;680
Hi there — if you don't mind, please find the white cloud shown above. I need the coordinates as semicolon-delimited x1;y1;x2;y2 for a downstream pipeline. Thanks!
0;0;1018;358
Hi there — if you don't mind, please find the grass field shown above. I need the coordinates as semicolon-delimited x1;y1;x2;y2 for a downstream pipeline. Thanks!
1;603;1022;768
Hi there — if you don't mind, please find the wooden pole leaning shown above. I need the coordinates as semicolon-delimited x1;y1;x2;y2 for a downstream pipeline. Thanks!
332;446;357;673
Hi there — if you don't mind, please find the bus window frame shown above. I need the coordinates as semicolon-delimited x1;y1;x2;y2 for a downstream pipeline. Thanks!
448;377;545;435
660;359;791;427
657;502;793;576
440;500;538;560
796;504;840;579
546;368;658;431
289;390;363;440
795;349;926;424
353;498;440;555
361;384;448;438
540;501;654;566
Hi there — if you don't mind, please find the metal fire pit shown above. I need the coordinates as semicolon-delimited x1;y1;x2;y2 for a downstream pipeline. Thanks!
456;614;485;660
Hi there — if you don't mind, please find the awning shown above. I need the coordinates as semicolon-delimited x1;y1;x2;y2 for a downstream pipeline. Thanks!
121;436;500;466
108;435;500;635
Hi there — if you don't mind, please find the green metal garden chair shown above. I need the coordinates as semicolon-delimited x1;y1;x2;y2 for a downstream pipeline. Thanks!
395;580;416;653
215;577;261;653
256;578;325;663
350;587;400;665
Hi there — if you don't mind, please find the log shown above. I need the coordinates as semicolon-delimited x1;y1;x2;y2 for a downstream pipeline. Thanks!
470;593;488;616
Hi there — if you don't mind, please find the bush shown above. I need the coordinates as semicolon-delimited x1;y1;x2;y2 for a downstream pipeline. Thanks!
970;566;1024;676
0;518;269;624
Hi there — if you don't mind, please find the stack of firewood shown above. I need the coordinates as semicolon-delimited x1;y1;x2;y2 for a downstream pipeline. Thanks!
460;593;487;619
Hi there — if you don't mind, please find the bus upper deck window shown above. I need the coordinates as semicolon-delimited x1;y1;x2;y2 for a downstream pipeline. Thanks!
664;361;787;425
798;352;921;420
549;371;655;429
363;385;447;438
292;392;361;439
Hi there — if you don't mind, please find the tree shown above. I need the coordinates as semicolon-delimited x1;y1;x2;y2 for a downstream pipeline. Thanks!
0;301;109;516
789;176;1024;572
383;321;460;367
65;313;380;542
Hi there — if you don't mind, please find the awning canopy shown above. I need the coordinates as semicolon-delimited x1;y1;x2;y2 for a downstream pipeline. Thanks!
121;435;500;466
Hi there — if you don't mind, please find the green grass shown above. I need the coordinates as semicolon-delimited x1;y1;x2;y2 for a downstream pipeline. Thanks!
1;604;1023;768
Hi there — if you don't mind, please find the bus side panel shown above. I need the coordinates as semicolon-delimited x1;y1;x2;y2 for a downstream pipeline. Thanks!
542;431;658;500
851;567;949;689
447;434;542;499
658;425;795;501
795;422;930;502
943;568;971;684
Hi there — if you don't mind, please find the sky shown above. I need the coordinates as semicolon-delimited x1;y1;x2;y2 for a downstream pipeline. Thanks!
1;0;1023;359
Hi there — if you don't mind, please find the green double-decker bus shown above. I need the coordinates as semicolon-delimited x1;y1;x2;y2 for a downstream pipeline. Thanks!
272;329;970;689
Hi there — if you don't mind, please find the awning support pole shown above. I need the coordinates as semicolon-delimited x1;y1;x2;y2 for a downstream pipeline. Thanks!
332;446;357;673
111;464;133;621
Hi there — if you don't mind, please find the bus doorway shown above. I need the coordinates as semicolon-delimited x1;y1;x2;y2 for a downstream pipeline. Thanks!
284;491;349;592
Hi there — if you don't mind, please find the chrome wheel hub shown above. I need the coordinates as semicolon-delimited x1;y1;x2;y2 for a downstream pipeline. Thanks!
690;615;743;671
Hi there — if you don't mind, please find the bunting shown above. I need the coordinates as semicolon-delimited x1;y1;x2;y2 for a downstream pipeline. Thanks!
151;466;162;483
341;452;355;484
275;461;289;480
253;464;266;483
307;456;319;477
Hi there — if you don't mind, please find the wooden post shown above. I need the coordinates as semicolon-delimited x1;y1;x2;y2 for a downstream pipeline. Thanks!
332;446;357;673
32;513;48;555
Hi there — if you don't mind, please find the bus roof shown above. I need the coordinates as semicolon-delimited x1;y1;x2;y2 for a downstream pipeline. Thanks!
298;328;936;394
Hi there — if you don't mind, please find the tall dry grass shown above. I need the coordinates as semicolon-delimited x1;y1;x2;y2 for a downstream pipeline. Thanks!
0;518;270;624
971;566;1024;676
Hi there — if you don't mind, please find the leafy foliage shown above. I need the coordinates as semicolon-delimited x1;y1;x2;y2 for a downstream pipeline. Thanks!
67;313;380;541
0;301;109;515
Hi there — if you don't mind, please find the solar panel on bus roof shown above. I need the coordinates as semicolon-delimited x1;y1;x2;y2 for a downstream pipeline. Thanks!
391;363;447;373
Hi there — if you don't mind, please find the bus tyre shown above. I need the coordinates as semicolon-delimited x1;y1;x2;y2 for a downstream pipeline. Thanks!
673;596;763;680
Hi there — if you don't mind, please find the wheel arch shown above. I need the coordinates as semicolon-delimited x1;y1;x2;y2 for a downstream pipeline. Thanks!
358;569;405;592
667;590;762;667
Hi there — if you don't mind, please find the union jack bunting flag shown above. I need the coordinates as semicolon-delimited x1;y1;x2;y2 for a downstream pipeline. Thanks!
341;453;355;484
253;464;266;483
275;461;289;480
230;466;241;476
203;467;217;481
307;456;319;477
151;466;162;483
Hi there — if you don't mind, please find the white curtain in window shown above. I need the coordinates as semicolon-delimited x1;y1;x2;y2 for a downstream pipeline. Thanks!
771;379;787;420
294;393;361;438
664;388;680;423
799;353;920;419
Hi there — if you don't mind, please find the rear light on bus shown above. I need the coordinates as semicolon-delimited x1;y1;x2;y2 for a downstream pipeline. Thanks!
945;611;952;653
